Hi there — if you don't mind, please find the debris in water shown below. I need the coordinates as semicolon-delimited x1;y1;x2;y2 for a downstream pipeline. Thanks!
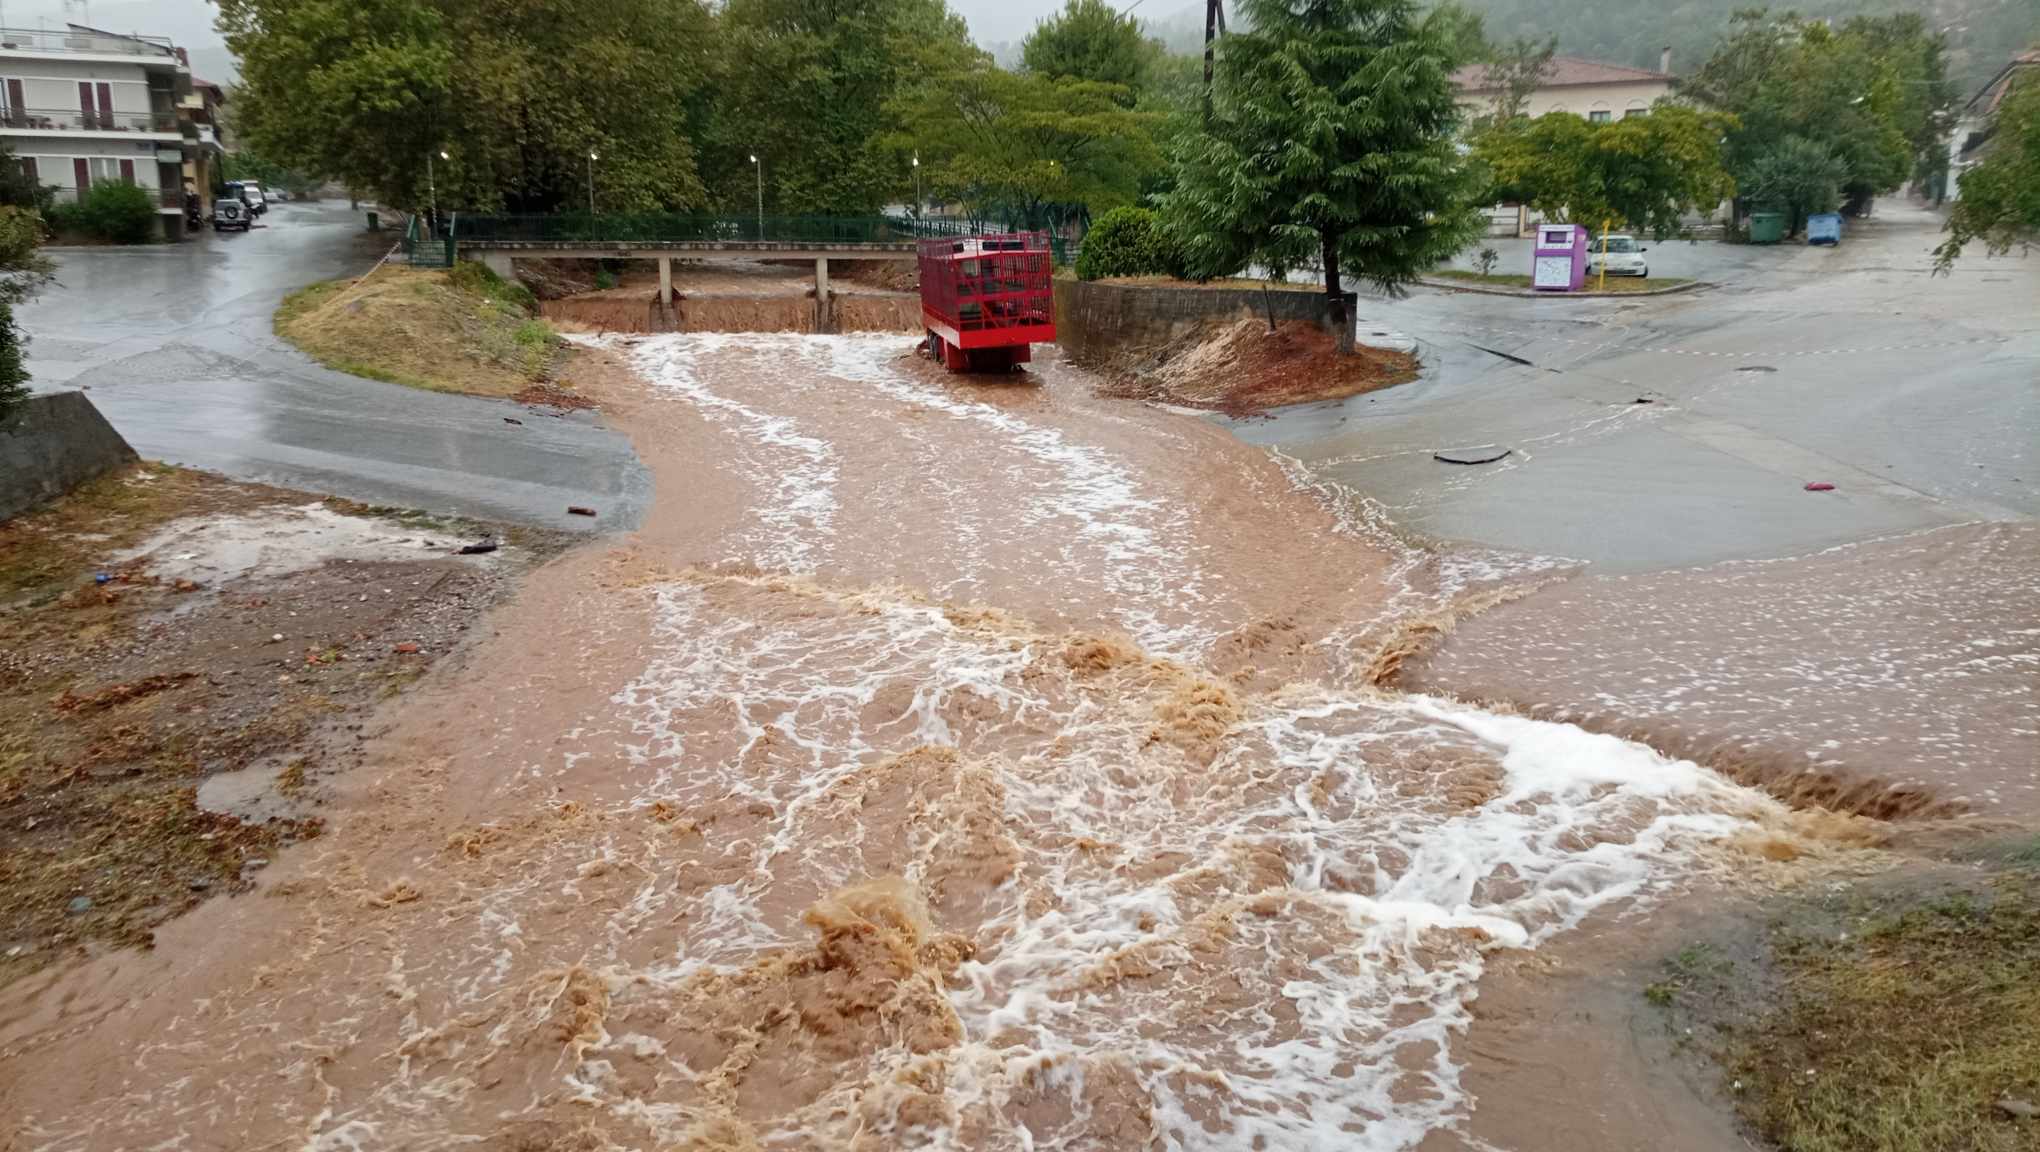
1435;446;1513;466
567;505;597;517
393;642;421;654
503;416;524;425
456;538;499;555
1804;482;1836;492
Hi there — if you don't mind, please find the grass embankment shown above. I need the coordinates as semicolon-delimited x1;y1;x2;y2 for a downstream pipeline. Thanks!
1648;841;2040;1152
1429;268;1692;293
276;262;560;397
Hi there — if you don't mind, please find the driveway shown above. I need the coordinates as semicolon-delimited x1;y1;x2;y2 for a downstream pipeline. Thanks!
17;200;650;528
1238;199;2038;571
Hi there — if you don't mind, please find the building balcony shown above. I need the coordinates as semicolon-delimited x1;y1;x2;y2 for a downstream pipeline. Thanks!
0;107;182;136
0;26;181;66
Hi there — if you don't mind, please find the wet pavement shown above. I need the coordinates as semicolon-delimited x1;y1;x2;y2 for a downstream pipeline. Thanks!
16;200;650;529
1237;199;2038;571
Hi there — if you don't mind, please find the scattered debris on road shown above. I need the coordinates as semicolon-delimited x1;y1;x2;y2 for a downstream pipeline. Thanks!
456;538;499;555
1804;482;1836;492
567;505;598;517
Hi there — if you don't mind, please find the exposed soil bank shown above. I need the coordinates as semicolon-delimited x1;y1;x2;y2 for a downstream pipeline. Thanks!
1103;317;1420;416
0;464;560;982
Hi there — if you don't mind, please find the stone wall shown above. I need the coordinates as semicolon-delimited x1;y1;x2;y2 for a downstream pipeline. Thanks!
1053;277;1351;366
0;391;138;521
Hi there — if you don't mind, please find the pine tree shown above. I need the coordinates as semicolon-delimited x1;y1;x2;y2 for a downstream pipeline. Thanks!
1160;0;1482;345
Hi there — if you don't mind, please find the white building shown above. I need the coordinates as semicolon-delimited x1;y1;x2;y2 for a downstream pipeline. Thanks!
1452;52;1677;124
0;23;198;238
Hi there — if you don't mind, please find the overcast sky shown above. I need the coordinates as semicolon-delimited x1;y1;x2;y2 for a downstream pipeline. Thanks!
0;0;1189;83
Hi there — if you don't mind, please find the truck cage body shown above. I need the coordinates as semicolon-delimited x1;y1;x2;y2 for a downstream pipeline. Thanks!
916;232;1056;372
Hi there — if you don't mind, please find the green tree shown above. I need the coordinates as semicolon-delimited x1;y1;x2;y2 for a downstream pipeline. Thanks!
217;0;714;213
1074;206;1181;279
699;0;970;215
1021;0;1163;102
890;57;1161;229
1477;104;1735;238
1938;76;2040;270
1160;0;1482;336
1683;12;1949;217
0;151;52;421
1743;136;1846;237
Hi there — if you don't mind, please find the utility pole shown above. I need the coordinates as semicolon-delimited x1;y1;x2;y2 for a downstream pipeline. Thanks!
750;154;762;240
1201;0;1226;123
587;151;597;216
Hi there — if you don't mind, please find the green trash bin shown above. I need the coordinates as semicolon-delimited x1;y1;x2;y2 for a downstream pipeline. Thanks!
1748;211;1785;245
366;210;380;232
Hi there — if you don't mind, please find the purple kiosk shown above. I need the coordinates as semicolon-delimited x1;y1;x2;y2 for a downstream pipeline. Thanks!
1531;223;1587;292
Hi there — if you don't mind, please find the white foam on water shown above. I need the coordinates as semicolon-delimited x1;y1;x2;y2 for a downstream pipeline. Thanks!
571;573;1775;1150
577;333;840;573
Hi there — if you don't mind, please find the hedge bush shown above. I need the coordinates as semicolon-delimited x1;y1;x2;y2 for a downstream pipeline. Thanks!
1075;206;1181;281
64;183;157;244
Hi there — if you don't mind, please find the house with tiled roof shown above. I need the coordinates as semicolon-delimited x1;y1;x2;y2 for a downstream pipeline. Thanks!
1452;51;1676;123
1951;47;2038;198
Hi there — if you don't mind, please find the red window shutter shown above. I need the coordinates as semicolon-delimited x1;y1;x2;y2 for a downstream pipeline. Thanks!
79;81;94;118
119;158;134;183
74;157;90;192
19;157;35;183
96;83;112;128
5;79;21;118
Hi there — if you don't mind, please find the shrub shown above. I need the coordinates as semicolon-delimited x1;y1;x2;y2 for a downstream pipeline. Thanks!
1476;247;1500;277
76;183;157;244
43;199;84;237
448;258;538;313
0;301;25;423
1075;206;1181;281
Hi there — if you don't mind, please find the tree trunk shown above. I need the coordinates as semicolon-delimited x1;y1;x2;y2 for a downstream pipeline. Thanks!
1322;230;1354;354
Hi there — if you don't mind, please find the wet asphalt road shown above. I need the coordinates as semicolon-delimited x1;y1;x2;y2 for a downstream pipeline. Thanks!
1236;199;2039;570
18;200;650;530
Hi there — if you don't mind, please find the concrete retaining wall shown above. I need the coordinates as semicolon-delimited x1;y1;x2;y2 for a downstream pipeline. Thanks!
1053;277;1352;365
0;391;139;521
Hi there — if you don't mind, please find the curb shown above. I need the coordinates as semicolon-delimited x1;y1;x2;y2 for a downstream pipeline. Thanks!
1415;277;1709;299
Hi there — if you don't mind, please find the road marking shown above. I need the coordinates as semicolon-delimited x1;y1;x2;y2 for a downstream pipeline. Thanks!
1429;321;2012;362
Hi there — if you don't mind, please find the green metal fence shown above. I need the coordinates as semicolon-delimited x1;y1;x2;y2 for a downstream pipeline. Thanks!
402;213;454;267
443;212;1074;264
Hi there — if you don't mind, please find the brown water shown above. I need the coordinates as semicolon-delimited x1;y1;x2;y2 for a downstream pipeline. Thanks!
0;337;1878;1150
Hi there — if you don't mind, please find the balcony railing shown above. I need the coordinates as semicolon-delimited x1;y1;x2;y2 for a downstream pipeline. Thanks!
0;27;178;60
1;107;181;133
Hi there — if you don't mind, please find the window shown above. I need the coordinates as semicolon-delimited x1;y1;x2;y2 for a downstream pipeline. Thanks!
88;157;126;183
1624;107;1648;119
1589;109;1612;124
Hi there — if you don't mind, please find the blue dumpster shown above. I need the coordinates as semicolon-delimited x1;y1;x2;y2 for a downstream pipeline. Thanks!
1807;213;1842;246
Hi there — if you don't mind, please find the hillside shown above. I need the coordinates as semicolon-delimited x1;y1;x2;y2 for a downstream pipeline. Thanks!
1144;0;2040;95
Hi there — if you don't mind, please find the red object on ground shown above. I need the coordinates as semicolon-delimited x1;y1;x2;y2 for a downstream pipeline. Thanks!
917;232;1056;373
1804;482;1836;491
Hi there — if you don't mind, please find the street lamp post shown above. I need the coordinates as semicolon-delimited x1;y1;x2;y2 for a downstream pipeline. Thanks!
426;149;451;219
749;153;762;240
587;151;598;217
912;152;921;218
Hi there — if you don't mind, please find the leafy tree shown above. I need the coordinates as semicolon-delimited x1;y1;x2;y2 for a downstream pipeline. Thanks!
1021;0;1163;102
1742;136;1845;237
890;56;1161;229
1074;206;1181;279
1159;0;1482;341
1938;76;2040;270
1475;104;1735;237
1683;12;1948;218
0;155;51;421
699;0;970;215
217;0;713;213
78;184;159;245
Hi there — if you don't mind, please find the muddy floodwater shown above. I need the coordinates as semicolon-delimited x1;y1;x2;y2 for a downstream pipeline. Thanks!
0;337;1907;1149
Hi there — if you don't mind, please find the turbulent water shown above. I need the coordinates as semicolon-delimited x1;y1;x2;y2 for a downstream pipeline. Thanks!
4;335;1806;1152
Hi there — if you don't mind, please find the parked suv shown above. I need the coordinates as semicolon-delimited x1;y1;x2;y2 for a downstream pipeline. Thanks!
211;196;251;232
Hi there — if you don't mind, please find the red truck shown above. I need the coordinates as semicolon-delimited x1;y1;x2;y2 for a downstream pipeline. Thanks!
917;232;1056;372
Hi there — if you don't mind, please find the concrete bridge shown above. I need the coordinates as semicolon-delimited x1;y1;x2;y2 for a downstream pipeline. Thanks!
445;215;955;327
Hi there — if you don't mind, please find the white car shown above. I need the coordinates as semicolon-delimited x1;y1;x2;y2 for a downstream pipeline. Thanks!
1587;234;1649;278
